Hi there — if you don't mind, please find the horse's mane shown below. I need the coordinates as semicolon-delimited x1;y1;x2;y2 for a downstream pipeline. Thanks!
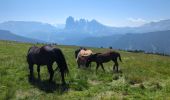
54;48;69;75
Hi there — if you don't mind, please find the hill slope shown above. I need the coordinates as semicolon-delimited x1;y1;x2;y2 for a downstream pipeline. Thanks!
0;21;58;35
0;30;45;43
0;41;170;99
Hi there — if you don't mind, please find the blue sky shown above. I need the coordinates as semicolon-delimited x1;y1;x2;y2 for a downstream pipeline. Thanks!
1;0;170;27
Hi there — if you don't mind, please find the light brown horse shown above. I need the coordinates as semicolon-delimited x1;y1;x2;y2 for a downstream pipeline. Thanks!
76;49;93;68
86;51;122;72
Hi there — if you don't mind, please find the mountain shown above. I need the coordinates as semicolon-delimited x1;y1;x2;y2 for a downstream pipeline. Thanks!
1;18;170;37
0;21;58;33
0;21;58;36
78;30;170;54
65;16;114;36
131;19;170;33
114;30;170;54
98;19;170;35
0;30;45;43
1;17;170;51
65;17;170;35
77;34;123;47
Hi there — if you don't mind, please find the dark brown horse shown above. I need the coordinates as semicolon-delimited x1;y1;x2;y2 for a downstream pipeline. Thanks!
86;51;122;72
27;45;69;84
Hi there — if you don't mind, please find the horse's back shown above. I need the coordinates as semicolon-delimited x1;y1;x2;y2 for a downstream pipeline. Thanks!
27;46;39;54
41;45;54;52
78;49;93;57
40;45;58;60
94;51;118;62
27;45;56;65
109;51;120;57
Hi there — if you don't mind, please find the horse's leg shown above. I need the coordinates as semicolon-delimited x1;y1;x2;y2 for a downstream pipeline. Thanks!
60;68;68;91
87;62;92;69
29;64;34;79
77;59;80;68
37;65;41;79
115;61;119;72
96;62;100;72
112;60;116;72
113;62;116;70
61;71;66;85
113;64;116;72
47;65;54;82
77;62;80;68
101;63;105;72
89;62;92;67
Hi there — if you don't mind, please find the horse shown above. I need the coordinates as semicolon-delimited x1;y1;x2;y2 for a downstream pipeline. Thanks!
74;47;87;59
27;45;69;84
76;49;93;68
86;51;122;72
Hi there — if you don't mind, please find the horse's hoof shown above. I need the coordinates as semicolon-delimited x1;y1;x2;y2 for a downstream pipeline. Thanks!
61;83;68;92
119;70;122;73
29;77;32;82
38;78;41;81
28;75;34;81
113;70;117;73
49;79;53;83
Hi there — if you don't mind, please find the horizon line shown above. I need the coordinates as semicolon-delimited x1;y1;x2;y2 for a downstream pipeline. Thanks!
0;17;169;28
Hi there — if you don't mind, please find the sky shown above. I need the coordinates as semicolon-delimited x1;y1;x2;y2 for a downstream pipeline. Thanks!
1;0;170;27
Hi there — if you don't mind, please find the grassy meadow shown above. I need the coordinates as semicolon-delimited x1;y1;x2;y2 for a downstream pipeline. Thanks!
0;40;170;99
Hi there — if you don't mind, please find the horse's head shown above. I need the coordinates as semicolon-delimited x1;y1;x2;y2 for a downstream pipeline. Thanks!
85;53;98;67
85;58;91;68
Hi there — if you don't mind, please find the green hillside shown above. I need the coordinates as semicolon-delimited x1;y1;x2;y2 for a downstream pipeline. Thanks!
0;40;170;99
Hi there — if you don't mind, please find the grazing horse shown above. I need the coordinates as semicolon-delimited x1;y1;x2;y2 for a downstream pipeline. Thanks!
76;49;93;68
86;51;122;72
75;47;87;59
27;45;69;84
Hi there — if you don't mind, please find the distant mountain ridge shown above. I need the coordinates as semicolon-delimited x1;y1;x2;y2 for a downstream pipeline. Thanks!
0;21;58;36
0;17;170;54
65;16;170;35
1;17;170;38
78;30;170;54
0;30;45;43
0;18;170;37
132;19;170;33
0;21;62;42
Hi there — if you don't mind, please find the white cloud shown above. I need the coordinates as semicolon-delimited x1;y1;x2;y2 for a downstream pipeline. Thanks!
127;18;147;23
127;18;147;27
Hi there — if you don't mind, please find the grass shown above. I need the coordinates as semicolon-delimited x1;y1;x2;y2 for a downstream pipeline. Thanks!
0;40;170;99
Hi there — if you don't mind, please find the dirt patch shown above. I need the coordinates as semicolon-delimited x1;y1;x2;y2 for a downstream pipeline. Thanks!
16;89;41;99
88;80;101;85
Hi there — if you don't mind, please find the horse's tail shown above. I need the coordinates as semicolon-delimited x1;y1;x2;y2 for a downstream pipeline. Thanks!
54;48;69;75
118;53;122;62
